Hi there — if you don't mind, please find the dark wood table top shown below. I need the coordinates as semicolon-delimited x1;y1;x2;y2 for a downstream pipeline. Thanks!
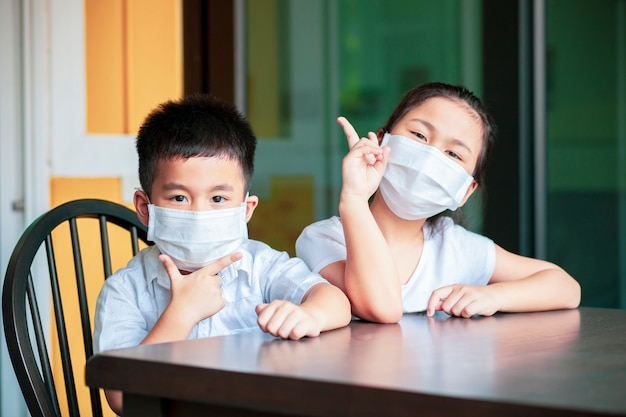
86;307;626;416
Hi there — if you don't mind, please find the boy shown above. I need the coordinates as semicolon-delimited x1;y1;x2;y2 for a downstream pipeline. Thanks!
93;95;351;415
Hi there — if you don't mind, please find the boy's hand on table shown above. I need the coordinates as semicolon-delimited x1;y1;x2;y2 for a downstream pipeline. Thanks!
256;300;321;340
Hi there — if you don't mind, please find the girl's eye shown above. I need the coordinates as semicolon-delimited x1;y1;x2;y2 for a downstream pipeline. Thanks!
212;196;226;203
446;150;461;160
413;132;427;142
172;195;188;203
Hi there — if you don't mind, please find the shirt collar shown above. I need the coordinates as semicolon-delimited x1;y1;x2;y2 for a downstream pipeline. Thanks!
145;244;251;289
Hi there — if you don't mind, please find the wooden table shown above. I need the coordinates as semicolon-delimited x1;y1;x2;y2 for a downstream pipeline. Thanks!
86;307;626;416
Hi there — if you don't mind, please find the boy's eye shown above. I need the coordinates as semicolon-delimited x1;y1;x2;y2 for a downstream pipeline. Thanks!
212;196;226;203
172;195;188;203
413;132;427;142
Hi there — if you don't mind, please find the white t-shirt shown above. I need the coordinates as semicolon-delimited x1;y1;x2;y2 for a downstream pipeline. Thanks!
296;216;496;313
94;241;328;353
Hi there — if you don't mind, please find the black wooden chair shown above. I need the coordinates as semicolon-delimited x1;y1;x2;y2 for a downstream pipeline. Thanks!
2;199;150;417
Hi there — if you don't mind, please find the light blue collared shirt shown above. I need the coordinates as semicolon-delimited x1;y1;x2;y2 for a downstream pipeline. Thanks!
94;240;328;353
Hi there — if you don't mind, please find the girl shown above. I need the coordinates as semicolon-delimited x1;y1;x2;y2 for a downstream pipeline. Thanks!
296;82;581;323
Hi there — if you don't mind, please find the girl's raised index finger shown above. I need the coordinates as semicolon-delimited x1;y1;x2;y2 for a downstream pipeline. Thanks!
337;116;360;148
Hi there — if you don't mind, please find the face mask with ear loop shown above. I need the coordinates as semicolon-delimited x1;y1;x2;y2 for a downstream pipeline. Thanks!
146;195;249;272
378;133;475;220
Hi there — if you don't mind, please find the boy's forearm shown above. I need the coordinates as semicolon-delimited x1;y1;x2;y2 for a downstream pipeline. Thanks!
103;315;188;415
104;389;123;416
141;306;195;345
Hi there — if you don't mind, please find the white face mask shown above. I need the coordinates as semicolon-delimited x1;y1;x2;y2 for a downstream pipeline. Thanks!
379;133;474;220
147;202;248;271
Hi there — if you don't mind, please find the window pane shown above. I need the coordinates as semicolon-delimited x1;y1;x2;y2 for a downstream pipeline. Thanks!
246;0;291;138
337;0;466;137
336;0;484;230
545;0;626;307
245;0;484;255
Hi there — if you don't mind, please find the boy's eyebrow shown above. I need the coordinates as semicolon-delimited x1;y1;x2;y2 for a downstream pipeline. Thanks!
161;183;235;192
410;117;473;155
210;183;235;192
162;182;187;191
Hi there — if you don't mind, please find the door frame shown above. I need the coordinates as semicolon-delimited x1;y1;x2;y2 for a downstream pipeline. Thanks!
0;1;49;415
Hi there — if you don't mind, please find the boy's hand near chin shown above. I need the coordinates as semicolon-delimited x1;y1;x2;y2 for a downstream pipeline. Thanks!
159;252;242;324
256;301;321;340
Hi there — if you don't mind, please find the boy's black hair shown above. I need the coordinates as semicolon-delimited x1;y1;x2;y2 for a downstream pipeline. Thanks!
136;94;256;197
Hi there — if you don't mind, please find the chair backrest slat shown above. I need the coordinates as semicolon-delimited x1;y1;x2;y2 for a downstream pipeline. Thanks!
3;199;150;417
72;216;96;359
46;234;81;417
70;215;104;417
90;217;109;417
26;272;61;414
99;215;113;278
130;226;140;256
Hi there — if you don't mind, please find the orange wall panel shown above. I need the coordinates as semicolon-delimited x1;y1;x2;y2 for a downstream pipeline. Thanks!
85;0;126;133
126;0;182;134
85;0;182;135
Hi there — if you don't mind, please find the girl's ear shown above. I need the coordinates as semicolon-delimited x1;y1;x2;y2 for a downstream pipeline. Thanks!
134;190;150;227
244;195;259;223
376;128;386;145
458;180;478;207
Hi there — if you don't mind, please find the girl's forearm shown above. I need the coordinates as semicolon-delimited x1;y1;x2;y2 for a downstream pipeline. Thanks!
339;194;403;322
491;268;581;313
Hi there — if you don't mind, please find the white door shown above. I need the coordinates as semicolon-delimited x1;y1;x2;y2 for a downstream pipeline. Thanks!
0;0;48;415
0;1;137;414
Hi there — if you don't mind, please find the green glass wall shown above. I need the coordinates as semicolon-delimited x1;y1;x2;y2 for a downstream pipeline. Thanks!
545;0;626;307
244;0;626;308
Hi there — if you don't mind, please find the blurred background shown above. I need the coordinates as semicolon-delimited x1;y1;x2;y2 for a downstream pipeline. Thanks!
1;0;624;415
